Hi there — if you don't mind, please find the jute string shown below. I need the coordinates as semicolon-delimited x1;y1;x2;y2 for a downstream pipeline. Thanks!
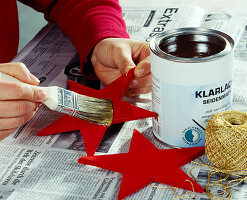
205;110;247;172
149;179;195;199
202;110;247;199
191;158;247;200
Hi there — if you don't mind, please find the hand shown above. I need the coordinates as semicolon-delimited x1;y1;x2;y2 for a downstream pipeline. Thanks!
0;62;46;140
91;38;151;97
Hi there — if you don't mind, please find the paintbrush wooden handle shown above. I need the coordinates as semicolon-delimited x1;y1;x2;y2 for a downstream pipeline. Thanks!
0;72;58;111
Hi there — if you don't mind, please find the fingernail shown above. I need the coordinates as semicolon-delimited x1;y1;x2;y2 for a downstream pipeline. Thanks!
29;74;40;83
137;68;144;76
130;79;138;87
37;89;46;101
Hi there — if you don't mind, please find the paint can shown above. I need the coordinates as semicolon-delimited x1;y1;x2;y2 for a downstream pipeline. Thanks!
150;27;234;147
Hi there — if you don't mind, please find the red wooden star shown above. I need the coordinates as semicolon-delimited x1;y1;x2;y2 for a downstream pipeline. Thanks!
37;68;157;156
79;129;205;200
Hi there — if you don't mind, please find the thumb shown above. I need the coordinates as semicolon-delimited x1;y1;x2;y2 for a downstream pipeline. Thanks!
0;62;40;85
0;81;46;102
114;47;136;75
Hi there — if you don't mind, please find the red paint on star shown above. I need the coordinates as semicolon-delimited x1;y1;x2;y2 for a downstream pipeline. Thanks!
79;129;205;199
37;68;157;156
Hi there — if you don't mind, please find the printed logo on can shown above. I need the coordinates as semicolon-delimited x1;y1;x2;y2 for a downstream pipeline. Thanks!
182;126;202;145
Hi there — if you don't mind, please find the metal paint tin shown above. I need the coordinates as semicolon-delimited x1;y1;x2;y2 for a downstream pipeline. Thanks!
150;27;234;147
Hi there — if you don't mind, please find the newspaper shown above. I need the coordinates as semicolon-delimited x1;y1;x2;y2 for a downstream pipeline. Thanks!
0;5;247;200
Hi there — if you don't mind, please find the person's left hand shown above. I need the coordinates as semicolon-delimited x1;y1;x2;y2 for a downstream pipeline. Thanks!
91;38;151;97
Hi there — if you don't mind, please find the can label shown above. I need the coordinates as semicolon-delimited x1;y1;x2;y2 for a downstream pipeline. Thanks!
152;75;232;147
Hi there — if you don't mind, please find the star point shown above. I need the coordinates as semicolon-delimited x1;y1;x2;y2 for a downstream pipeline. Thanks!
79;129;205;199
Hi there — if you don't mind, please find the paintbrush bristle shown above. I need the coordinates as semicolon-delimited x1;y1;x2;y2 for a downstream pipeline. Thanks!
77;94;113;126
52;87;113;126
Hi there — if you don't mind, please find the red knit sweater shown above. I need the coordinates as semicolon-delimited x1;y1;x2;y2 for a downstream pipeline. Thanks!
0;0;129;65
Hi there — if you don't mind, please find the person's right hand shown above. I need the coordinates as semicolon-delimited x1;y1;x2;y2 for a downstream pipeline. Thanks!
0;62;46;140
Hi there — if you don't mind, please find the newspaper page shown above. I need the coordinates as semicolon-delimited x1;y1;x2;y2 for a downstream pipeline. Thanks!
0;5;247;200
115;6;247;200
122;5;206;42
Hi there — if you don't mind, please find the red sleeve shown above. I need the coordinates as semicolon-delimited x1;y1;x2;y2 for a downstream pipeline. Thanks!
19;0;129;73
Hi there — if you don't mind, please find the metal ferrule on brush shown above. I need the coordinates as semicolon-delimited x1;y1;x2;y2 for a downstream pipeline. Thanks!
55;87;79;117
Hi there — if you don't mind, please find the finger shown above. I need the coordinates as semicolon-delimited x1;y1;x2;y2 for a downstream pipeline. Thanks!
0;62;40;85
134;56;151;78
0;82;46;102
138;42;150;60
93;62;122;85
129;72;151;88
0;128;17;140
112;44;136;75
0;101;40;117
92;38;135;75
126;85;152;97
0;110;36;130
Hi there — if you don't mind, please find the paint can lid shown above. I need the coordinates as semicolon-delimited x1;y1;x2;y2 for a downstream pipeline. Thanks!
150;27;234;63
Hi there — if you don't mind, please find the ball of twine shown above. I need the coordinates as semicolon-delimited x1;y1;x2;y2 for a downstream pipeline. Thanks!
205;110;247;172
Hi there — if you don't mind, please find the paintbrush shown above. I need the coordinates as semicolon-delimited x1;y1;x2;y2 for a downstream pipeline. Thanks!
0;72;113;126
